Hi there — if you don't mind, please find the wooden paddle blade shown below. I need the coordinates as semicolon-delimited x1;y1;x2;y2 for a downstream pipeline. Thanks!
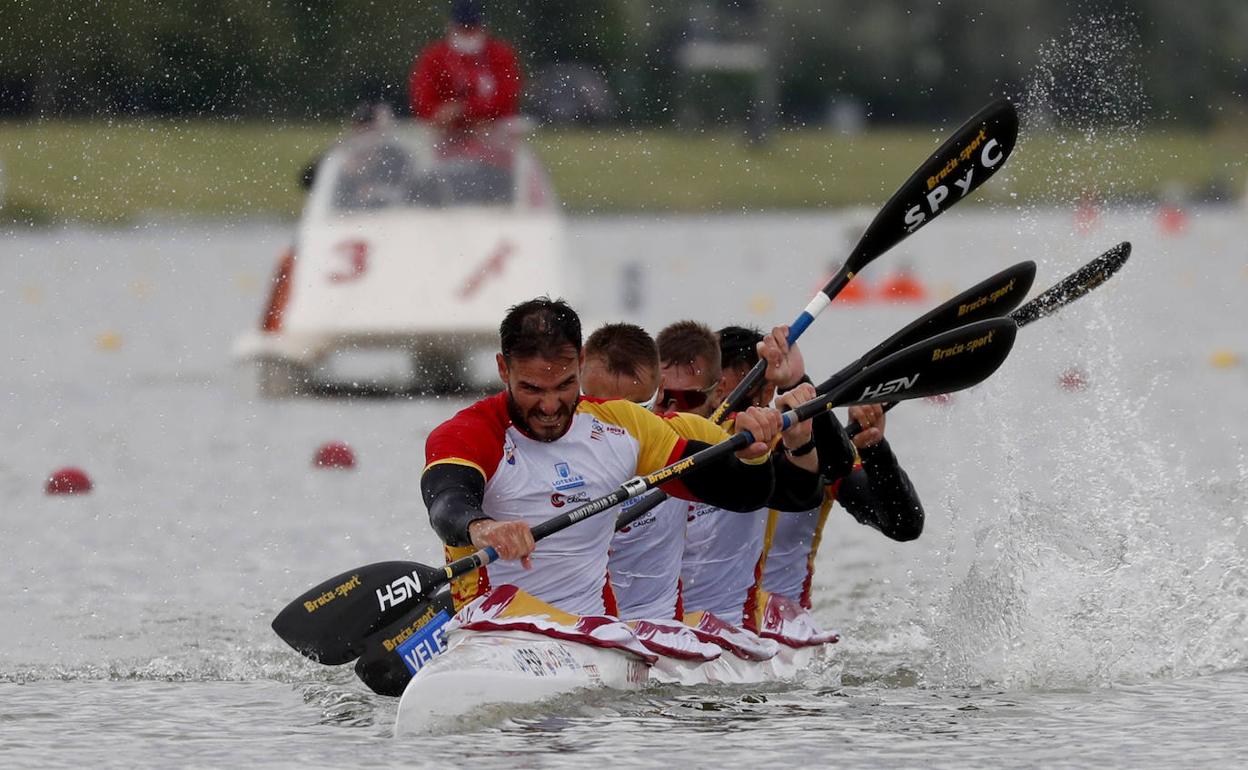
825;317;1019;409
271;560;445;665
1010;242;1131;328
354;590;456;696
846;98;1019;271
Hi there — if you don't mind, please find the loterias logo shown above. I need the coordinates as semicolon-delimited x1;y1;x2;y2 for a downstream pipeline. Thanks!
552;461;586;491
376;571;424;611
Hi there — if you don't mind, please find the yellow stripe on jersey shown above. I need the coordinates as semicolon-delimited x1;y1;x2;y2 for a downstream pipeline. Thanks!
423;457;487;479
576;399;683;476
661;411;731;444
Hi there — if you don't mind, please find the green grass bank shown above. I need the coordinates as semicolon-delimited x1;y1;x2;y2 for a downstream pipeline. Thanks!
1;120;1245;225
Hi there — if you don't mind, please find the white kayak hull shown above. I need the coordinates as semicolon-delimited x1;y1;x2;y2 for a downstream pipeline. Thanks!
394;628;826;735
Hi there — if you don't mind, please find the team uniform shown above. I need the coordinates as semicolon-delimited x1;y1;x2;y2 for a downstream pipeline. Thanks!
608;412;728;620
752;439;924;613
423;393;773;617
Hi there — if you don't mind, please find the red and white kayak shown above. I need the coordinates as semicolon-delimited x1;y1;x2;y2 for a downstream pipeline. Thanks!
392;588;833;735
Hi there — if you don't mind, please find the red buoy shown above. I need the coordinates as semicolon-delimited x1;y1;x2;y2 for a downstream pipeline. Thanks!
876;271;927;302
314;441;356;469
46;467;92;495
1058;367;1090;392
1157;205;1188;235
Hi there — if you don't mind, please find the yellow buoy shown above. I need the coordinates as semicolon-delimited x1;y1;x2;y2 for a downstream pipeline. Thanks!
748;293;774;316
1210;349;1240;369
96;331;124;352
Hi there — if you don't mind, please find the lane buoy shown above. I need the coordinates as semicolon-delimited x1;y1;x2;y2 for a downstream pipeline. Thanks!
836;277;871;303
96;331;123;351
876;271;927;302
1058;367;1090;392
314;441;356;469
1074;196;1101;234
1157;205;1188;235
46;467;92;495
1210;349;1240;369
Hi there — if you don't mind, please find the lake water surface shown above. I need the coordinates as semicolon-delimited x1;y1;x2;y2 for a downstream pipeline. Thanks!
2;207;1246;767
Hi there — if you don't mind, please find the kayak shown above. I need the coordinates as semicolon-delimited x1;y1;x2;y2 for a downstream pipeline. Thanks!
393;625;828;735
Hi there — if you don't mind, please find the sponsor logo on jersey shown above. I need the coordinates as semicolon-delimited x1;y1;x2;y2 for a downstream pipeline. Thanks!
503;437;517;465
550;491;591;508
552;461;586;491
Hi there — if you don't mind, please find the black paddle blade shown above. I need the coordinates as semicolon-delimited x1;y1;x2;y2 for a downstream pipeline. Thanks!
826;317;1018;408
865;260;1035;368
353;590;456;696
848;98;1019;271
1010;242;1131;328
271;560;446;665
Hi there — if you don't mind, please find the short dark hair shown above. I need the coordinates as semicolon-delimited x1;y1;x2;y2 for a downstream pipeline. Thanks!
717;325;764;374
499;296;582;360
585;323;659;380
656;320;721;382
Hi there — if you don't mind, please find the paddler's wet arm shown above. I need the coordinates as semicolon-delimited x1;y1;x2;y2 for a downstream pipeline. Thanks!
422;463;490;547
837;439;924;541
667;440;775;512
812;409;857;483
768;452;824;511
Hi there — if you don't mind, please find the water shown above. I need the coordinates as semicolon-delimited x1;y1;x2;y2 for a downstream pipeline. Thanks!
2;207;1246;767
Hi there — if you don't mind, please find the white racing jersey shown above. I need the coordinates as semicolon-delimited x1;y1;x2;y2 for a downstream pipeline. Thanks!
678;497;768;623
424;392;692;616
608;412;733;620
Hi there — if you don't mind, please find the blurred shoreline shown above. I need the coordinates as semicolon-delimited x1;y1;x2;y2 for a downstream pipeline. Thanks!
1;120;1244;226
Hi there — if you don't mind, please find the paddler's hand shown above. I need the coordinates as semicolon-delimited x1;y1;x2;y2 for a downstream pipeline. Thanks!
758;325;807;391
849;403;886;449
732;405;783;462
777;383;818;472
468;519;535;569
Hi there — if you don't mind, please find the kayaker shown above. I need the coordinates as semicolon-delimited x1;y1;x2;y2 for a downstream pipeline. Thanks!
581;323;826;622
409;0;522;132
421;297;788;617
649;323;856;624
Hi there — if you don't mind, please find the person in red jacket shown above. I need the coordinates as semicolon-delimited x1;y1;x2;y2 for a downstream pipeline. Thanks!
409;0;522;132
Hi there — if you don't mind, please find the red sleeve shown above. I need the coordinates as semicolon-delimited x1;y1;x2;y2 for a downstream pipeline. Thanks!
410;43;448;119
424;392;511;481
465;39;521;121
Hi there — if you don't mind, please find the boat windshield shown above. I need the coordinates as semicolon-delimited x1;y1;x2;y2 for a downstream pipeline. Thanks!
330;135;519;212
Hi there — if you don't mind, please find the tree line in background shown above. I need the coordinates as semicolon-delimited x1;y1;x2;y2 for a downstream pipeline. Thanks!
1;0;1245;127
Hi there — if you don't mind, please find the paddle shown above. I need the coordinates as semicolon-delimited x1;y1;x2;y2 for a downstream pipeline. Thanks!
710;97;1019;423
613;259;1038;533
844;241;1132;437
339;316;1019;695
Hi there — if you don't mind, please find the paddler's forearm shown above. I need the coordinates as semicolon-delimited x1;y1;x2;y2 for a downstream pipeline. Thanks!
812;409;857;484
837;439;924;541
767;452;824;512
422;463;491;547
671;440;775;512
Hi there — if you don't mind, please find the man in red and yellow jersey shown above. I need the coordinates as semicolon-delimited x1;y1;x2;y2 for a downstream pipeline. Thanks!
422;298;789;616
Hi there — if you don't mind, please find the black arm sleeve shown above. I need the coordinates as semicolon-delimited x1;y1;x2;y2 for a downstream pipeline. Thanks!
767;451;825;511
422;463;491;547
836;438;925;541
672;440;775;512
812;409;857;483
